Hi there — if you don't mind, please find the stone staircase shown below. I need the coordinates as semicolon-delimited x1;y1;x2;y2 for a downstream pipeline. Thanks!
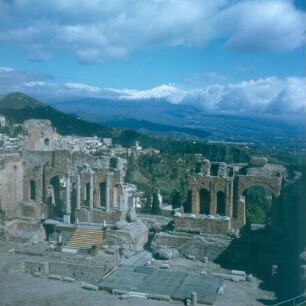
64;227;103;251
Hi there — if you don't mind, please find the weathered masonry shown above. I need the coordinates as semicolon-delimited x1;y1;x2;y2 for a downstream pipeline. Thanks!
187;157;289;229
0;120;134;225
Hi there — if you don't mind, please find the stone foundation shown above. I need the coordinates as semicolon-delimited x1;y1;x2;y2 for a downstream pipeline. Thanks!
75;208;125;224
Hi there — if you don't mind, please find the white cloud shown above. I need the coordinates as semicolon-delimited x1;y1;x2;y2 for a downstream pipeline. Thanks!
217;0;306;52
0;0;304;62
183;77;306;114
0;67;15;72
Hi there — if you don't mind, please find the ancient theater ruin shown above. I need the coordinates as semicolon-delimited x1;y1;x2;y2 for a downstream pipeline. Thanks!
0;120;147;255
0;118;303;305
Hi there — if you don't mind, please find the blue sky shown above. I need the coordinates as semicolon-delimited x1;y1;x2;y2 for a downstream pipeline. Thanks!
0;0;305;113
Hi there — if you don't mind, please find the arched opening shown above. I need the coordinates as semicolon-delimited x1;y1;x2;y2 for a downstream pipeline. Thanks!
44;138;50;146
216;191;226;216
243;186;274;224
199;189;210;214
29;180;36;200
99;182;106;207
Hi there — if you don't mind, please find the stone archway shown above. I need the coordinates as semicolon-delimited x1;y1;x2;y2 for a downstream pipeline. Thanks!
242;186;274;224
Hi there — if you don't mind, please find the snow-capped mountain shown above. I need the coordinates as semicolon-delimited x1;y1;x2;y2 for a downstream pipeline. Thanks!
120;84;186;103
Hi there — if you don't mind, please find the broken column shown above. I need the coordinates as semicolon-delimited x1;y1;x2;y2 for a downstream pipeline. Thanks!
76;172;81;210
105;172;113;212
191;292;198;305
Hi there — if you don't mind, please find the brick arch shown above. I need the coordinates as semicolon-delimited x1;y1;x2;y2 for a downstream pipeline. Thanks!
239;182;279;199
44;171;67;189
238;176;282;199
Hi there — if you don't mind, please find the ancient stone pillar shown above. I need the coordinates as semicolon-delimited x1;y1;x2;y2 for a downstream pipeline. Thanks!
105;172;113;212
64;173;71;224
119;194;124;211
89;171;94;211
66;173;71;214
76;172;81;210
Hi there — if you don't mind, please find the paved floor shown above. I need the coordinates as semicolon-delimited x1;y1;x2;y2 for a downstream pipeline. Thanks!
99;265;222;304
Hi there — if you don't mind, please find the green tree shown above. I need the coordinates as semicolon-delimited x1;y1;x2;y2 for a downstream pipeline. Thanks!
171;190;181;209
144;191;152;210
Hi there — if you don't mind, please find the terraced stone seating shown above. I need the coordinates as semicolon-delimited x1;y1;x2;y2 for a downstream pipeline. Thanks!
64;227;103;251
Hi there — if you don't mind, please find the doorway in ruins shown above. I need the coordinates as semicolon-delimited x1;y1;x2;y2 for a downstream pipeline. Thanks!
99;182;106;208
199;189;210;214
243;186;274;224
242;186;275;277
48;175;64;219
216;191;226;216
29;180;36;201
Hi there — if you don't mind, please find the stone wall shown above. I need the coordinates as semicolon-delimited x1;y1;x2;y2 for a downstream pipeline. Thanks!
0;154;24;210
22;257;116;283
49;260;111;283
105;219;149;253
152;232;232;261
23;260;49;276
174;215;231;235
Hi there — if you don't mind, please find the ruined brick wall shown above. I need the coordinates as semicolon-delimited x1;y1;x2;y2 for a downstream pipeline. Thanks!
188;160;287;229
189;176;233;216
22;257;116;283
24;119;57;151
174;215;231;235
49;261;108;283
0;154;23;210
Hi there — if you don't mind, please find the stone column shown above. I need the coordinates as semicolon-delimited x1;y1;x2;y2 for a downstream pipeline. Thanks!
76;172;81;210
119;194;124;211
64;173;71;224
89;171;94;211
105;172;113;212
66;174;71;214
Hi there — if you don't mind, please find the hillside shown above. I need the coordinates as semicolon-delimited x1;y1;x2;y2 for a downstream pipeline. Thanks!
0;92;115;137
0;92;251;163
